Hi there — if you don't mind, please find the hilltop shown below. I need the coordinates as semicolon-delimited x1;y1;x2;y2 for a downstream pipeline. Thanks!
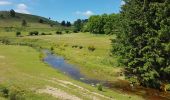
0;11;59;28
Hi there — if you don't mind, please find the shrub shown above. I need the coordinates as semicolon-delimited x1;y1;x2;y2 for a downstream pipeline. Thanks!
79;46;83;49
0;14;4;18
41;32;46;35
97;84;103;91
16;32;21;37
1;38;10;45
10;9;15;17
56;31;62;35
48;33;52;35
72;45;78;48
50;46;54;51
0;85;9;98
73;30;78;33
29;31;39;36
65;30;69;33
34;31;39;35
88;46;96;52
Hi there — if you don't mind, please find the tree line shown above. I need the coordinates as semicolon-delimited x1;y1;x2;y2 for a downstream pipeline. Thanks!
72;0;170;90
112;0;170;89
73;14;122;34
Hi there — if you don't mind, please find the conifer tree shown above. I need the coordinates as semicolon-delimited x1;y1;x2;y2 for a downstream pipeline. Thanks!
112;0;170;88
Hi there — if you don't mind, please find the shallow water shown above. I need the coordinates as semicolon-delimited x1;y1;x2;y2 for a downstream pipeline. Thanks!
43;50;170;100
43;50;104;85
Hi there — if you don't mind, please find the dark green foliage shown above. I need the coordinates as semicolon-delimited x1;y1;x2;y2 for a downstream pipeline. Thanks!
87;15;105;34
0;85;9;98
0;85;25;100
65;30;69;33
73;30;78;33
48;33;52;35
88;46;96;52
56;31;62;35
61;20;66;26
72;45;78;48
87;14;121;34
21;19;27;27
29;31;39;36
74;19;83;32
0;14;4;18
10;9;15;17
50;46;54;51
66;21;71;27
41;32;46;35
79;46;83;49
39;19;44;23
16;32;21;37
41;32;52;35
72;45;83;49
97;84;103;91
112;0;170;88
73;19;87;32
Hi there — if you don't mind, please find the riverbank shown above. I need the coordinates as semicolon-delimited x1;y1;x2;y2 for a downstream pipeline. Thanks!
0;44;143;100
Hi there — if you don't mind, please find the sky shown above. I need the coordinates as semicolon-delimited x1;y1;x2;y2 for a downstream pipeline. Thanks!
0;0;124;22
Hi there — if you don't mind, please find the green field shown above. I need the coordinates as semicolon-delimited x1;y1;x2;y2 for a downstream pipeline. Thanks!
0;45;142;100
0;11;144;100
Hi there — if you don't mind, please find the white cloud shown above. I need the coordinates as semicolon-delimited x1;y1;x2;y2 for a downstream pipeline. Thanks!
76;10;94;17
0;1;12;5
121;1;125;6
15;3;30;14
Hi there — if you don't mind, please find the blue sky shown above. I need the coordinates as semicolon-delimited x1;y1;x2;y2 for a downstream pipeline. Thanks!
0;0;124;22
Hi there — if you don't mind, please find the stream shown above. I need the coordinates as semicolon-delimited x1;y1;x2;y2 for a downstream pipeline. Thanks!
43;50;104;85
43;50;170;100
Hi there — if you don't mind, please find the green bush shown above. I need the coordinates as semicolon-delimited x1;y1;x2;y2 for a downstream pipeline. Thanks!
72;45;78;48
48;33;52;35
97;84;103;91
0;85;9;98
16;32;21;37
88;46;96;52
65;30;69;33
41;32;46;35
29;31;39;36
73;30;78;33
56;31;62;35
79;46;83;49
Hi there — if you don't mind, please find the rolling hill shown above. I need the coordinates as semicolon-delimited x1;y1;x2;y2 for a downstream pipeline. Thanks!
0;11;59;28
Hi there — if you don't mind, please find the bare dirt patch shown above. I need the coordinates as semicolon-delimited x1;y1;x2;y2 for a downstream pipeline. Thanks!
37;86;82;100
0;55;5;59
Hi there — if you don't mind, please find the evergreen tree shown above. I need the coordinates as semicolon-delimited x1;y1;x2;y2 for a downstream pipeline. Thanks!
61;20;66;26
10;9;15;17
112;0;170;88
66;21;71;27
74;19;83;32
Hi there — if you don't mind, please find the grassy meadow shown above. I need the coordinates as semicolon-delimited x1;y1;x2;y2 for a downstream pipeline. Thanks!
25;33;123;81
0;43;143;100
0;11;144;100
